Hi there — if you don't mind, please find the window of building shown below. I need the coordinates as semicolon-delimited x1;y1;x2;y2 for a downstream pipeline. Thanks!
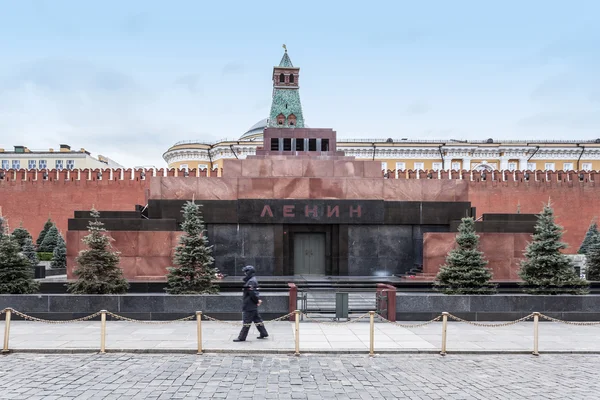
283;138;292;151
39;160;47;169
279;73;285;83
28;160;36;170
66;160;75;170
1;160;9;169
508;162;517;171
321;139;329;151
451;162;461;171
582;163;593;171
432;162;443;171
296;139;304;151
55;160;64;170
290;74;294;83
277;113;285;125
198;164;208;170
381;162;388;171
544;163;555;171
12;160;20;169
414;162;424;170
308;139;317;151
287;114;296;126
563;163;574;171
527;162;536;171
270;138;279;151
395;162;405;171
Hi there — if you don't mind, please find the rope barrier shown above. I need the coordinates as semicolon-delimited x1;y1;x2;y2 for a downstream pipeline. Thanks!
538;313;600;326
202;312;295;327
105;312;196;324
447;313;535;327
377;314;442;328
300;312;371;325
7;308;102;324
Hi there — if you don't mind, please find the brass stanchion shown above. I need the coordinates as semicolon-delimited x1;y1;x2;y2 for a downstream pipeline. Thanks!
440;312;448;356
294;310;300;356
369;310;375;357
100;310;107;354
196;311;203;355
533;312;540;356
2;309;12;353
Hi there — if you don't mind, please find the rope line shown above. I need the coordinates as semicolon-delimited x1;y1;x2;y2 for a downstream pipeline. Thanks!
538;313;600;326
377;315;442;328
447;313;535;327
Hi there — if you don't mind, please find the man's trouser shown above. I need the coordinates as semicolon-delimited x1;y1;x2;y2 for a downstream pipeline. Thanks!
237;310;268;340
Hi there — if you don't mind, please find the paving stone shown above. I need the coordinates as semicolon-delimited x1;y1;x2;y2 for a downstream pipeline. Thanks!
1;354;600;399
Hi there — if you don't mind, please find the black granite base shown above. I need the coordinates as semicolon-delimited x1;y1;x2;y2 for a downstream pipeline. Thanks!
0;294;289;321
395;294;600;321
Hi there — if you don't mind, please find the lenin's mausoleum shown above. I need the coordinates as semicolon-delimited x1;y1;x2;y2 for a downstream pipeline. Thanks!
1;50;600;282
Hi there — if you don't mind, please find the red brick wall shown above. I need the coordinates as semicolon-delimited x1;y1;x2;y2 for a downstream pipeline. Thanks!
0;179;148;240
468;181;599;254
423;232;531;280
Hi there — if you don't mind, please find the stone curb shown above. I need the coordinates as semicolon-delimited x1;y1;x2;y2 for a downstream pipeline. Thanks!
3;348;600;355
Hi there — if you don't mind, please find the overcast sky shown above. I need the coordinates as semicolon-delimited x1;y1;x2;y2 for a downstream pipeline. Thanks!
0;0;599;167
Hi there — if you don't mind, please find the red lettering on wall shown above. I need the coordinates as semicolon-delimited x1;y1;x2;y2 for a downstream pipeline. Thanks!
305;205;318;217
327;205;339;218
349;205;362;217
283;205;295;217
260;205;274;217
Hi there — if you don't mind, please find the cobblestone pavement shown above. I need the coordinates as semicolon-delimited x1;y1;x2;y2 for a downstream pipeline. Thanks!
0;354;597;399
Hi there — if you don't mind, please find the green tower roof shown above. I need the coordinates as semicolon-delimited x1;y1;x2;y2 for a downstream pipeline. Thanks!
279;51;294;68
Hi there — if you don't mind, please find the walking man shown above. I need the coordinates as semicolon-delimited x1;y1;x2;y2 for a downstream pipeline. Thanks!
234;265;269;342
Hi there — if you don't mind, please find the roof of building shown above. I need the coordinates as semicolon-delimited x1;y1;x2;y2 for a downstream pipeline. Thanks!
279;50;294;68
240;118;269;139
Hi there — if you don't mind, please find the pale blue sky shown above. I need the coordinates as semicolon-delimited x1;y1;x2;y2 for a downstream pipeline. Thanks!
0;0;599;167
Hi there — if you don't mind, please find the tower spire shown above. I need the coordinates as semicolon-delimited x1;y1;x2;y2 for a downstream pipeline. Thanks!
268;47;304;128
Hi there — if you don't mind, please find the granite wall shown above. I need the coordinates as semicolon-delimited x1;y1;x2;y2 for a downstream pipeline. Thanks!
0;293;289;321
347;225;449;275
395;293;600;321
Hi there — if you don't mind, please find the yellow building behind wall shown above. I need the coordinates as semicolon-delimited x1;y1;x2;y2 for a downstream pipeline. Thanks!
0;144;124;171
163;133;600;174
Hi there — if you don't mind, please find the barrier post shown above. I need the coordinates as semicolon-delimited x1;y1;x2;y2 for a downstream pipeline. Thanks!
196;311;203;355
100;310;107;354
533;312;540;356
2;309;12;353
369;311;375;356
440;312;448;356
294;310;300;356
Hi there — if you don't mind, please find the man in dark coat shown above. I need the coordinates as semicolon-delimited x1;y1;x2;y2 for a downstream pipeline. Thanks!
233;265;269;342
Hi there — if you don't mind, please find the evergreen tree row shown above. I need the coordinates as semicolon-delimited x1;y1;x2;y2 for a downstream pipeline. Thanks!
436;203;589;295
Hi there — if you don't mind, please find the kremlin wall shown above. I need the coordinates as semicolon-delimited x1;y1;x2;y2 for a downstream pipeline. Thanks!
1;165;598;258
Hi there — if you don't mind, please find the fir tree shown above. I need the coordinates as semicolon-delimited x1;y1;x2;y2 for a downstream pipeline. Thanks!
578;221;599;254
67;209;129;294
12;224;32;250
51;233;67;269
36;218;54;248
0;234;40;294
165;201;218;294
434;217;497;294
39;225;60;253
22;237;39;267
0;216;6;236
519;202;589;294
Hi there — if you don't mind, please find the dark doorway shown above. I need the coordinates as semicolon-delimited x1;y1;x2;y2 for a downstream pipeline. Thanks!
293;233;326;275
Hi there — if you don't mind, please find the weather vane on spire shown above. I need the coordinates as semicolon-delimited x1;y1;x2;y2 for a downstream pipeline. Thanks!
282;44;287;52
